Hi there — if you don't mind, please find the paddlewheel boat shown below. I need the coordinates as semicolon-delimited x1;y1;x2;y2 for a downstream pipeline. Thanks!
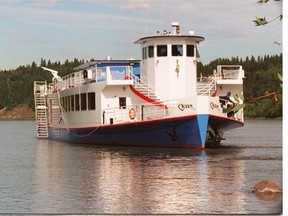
34;22;245;149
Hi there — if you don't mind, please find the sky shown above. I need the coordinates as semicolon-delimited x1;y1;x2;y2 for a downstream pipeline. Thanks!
0;0;283;70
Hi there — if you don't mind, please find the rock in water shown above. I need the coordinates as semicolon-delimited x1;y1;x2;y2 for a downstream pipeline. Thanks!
252;179;281;193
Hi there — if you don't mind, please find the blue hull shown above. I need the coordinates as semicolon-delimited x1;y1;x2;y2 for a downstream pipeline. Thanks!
48;114;243;149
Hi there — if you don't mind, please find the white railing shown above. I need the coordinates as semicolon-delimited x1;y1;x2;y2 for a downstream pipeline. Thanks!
101;95;244;126
196;76;217;96
216;65;243;80
34;81;47;95
44;65;168;104
101;102;174;125
221;69;239;79
48;65;135;91
130;73;167;102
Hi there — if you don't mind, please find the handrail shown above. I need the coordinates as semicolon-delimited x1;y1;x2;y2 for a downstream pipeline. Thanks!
34;81;47;95
216;65;243;80
50;65;133;91
101;100;177;125
196;75;217;96
221;69;239;80
129;72;168;102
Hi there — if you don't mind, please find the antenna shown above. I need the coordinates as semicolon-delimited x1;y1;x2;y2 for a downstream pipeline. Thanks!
41;66;63;82
171;22;180;36
189;30;195;36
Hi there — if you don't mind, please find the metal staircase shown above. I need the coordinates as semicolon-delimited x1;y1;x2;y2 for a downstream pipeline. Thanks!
130;73;165;104
34;81;48;138
48;91;62;138
132;82;161;101
196;78;217;96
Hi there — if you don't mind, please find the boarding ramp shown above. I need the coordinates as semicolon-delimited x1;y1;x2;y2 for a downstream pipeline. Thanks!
34;81;48;138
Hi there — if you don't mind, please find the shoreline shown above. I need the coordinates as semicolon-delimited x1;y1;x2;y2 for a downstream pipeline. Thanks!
0;105;282;121
0;105;35;120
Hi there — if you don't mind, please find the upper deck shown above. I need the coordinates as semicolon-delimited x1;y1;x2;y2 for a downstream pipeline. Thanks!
51;59;141;91
214;65;245;84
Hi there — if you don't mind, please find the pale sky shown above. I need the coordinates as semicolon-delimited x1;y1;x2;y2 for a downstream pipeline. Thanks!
0;0;283;70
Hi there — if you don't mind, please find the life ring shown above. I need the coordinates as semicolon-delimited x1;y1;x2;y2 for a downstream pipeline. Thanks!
129;108;136;120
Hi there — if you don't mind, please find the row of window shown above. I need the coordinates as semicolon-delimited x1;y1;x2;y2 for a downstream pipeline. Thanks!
60;93;128;112
142;44;195;59
60;92;96;112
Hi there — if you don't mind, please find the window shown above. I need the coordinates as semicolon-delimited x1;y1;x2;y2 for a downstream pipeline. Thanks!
67;96;70;112
187;45;195;57
148;46;154;58
71;95;74;111
75;94;80;111
196;46;200;58
81;93;87;111
119;97;126;109
88;92;96;110
172;45;183;56
61;98;65;111
83;70;88;79
63;97;67;112
142;47;147;59
157;45;167;57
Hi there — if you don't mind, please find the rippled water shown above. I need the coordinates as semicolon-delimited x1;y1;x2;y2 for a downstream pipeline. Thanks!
0;120;282;214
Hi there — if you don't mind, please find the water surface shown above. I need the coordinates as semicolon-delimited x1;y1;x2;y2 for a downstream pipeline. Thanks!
0;120;282;214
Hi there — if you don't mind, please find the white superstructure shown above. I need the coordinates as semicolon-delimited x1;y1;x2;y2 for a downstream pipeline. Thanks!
33;22;245;148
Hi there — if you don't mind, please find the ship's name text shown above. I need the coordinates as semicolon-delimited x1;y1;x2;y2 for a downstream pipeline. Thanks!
178;103;195;111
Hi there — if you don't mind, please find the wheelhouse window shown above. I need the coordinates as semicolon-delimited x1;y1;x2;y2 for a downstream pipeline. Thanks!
196;46;200;58
88;92;96;110
142;47;147;59
172;45;183;56
157;45;167;57
187;45;195;57
148;46;154;58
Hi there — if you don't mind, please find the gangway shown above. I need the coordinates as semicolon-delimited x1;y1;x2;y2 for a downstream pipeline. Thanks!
34;81;48;138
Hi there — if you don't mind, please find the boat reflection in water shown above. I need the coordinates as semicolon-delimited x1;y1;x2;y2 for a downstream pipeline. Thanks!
33;139;250;214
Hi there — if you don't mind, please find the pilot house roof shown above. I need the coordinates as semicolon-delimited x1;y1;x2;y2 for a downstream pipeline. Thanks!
134;35;205;44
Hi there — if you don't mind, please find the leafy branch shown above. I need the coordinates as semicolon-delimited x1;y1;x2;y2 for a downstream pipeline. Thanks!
253;0;282;26
253;15;282;26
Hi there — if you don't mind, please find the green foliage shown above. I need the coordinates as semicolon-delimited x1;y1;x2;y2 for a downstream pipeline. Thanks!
253;0;282;26
0;55;282;119
0;58;84;110
253;16;269;26
198;54;282;118
253;15;282;26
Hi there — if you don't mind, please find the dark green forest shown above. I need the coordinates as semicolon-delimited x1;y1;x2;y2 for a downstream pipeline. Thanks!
0;54;282;118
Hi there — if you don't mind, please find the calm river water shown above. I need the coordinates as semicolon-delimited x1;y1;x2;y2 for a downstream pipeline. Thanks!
0;120;282;214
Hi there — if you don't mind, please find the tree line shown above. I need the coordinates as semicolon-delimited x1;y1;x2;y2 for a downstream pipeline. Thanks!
0;58;84;110
0;54;282;118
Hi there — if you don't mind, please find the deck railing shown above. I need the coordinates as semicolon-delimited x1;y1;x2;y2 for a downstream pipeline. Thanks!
48;65;135;91
101;101;176;125
130;72;168;102
216;65;244;80
196;76;217;96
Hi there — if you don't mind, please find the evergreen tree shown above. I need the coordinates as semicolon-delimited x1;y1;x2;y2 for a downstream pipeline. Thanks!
0;55;282;118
